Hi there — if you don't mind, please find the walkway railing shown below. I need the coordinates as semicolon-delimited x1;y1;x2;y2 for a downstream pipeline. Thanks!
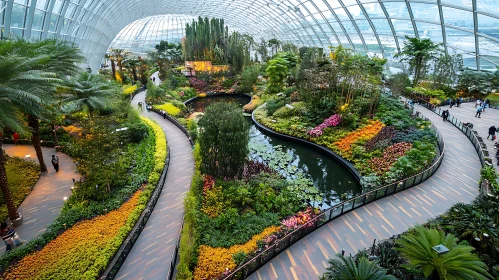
417;101;492;168
219;110;445;280
99;147;171;280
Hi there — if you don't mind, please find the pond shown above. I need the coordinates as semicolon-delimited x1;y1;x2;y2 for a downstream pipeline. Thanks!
186;95;362;208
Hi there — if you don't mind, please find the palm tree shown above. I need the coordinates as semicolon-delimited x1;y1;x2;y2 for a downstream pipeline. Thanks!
394;36;442;87
104;53;116;79
1;39;83;172
109;48;128;72
321;254;396;280
124;58;139;81
61;72;116;118
396;225;492;280
0;53;61;220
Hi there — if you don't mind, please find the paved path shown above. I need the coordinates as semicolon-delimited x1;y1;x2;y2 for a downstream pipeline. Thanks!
1;145;78;254
440;102;499;172
250;104;481;279
115;91;194;280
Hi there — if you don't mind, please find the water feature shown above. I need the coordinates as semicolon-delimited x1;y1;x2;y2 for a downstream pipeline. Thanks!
186;95;361;208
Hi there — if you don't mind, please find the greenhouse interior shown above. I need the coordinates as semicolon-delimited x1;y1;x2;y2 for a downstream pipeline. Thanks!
1;0;499;279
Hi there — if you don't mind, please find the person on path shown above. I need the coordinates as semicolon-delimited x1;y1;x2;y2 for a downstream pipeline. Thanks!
137;102;143;112
153;77;156;82
476;99;482;108
476;106;483;118
456;98;461;107
481;102;486;113
450;100;455;108
485;99;490;108
51;154;59;172
0;222;22;251
488;125;497;140
496;149;499;166
442;110;449;122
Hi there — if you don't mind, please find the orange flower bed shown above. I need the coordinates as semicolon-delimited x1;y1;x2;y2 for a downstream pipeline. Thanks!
194;226;280;280
334;120;385;156
2;191;141;280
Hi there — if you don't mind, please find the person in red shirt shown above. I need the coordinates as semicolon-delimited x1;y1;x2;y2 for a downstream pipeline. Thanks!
12;132;19;144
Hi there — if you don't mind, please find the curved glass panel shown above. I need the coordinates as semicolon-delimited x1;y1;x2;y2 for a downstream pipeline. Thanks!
0;0;497;72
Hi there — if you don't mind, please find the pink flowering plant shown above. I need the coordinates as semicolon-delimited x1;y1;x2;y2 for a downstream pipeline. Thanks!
308;114;342;137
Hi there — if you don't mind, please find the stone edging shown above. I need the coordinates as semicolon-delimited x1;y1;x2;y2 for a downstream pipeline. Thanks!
251;106;362;183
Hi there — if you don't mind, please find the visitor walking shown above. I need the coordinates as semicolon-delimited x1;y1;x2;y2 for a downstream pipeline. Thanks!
1;222;23;251
485;99;490;108
51;155;59;172
12;132;19;144
475;106;483;118
481;102;486;113
496;149;499;166
137;102;143;112
476;99;482;108
153;77;156;83
456;98;461;107
442;110;449;122
450;100;455;108
488;125;497;140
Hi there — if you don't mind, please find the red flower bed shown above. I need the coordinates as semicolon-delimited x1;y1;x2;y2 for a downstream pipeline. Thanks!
369;142;412;175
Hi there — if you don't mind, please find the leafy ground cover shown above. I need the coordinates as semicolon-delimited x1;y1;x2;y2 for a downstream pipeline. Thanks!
0;156;40;221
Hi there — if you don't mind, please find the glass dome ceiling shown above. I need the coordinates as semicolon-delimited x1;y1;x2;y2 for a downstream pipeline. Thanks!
1;0;498;72
108;14;196;56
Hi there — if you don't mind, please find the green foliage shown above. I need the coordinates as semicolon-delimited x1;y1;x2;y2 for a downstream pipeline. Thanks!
232;251;247;265
321;254;396;280
0;157;40;221
127;123;149;143
187;119;198;143
480;166;499;194
266;57;289;94
238;65;260;93
392;128;437;144
198;103;249;178
388;141;436;178
272;102;306;118
394;36;443;87
265;97;289;116
387;73;411;96
396;226;492;280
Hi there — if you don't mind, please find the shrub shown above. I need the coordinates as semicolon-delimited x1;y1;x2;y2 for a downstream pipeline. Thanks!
198;103;249;178
272;102;306;118
155;103;181;116
187;120;198;143
265;97;288;116
239;65;260;93
126;123;149;143
392;127;436;144
242;95;263;113
122;84;138;97
369;142;412;176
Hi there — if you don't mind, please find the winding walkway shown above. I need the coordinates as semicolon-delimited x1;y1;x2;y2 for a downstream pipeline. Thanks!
115;91;194;280
0;145;78;254
439;101;499;172
249;104;481;279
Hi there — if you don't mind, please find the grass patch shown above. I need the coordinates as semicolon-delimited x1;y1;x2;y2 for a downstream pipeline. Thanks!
0;156;40;221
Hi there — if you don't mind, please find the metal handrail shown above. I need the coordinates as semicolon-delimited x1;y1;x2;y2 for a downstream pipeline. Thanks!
218;109;445;280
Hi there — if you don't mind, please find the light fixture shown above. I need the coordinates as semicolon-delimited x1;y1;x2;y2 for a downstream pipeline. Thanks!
25;155;31;158
63;197;68;201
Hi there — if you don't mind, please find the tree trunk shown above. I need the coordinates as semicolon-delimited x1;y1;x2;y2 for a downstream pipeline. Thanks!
110;59;116;79
132;68;138;81
28;115;47;172
51;121;58;146
0;139;19;220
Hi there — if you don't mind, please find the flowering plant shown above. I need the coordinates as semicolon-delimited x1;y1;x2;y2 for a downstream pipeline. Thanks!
280;207;318;232
369;142;412;175
202;175;215;196
334;120;385;156
308;114;342;137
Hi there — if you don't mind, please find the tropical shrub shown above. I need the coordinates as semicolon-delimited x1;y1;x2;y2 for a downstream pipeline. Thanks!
321;254;396;280
122;84;138;97
266;57;289;94
265;97;288;116
198;103;249;178
396;226;492;280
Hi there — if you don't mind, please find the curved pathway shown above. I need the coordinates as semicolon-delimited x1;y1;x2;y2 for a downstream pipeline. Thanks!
249;104;481;279
440;101;499;172
0;145;78;254
115;91;194;280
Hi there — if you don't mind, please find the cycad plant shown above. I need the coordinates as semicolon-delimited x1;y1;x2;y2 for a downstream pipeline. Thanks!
396;225;492;280
321;254;396;280
61;72;116;117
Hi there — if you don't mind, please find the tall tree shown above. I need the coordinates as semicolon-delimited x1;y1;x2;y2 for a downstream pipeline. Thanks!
0;39;83;172
198;103;249;178
394;36;442;87
0;52;61;220
396;226;492;280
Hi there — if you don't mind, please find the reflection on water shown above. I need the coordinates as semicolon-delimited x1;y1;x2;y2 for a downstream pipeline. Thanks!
187;95;361;208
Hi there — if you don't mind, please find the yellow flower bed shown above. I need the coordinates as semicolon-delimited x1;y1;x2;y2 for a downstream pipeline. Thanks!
194;226;280;280
122;84;138;96
155;103;181;116
334;120;385;157
141;117;167;185
197;93;207;98
2;191;141;280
